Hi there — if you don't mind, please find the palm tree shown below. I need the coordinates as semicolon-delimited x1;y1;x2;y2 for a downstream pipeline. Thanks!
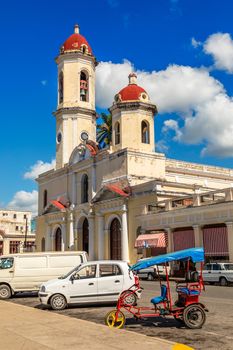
97;113;112;148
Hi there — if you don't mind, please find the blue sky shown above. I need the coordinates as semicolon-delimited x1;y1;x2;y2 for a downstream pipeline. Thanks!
1;0;233;214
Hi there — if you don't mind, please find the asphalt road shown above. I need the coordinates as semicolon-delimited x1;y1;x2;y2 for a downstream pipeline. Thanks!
6;281;233;350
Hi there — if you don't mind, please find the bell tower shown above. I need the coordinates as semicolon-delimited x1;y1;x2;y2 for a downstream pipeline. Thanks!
55;25;97;169
110;73;157;153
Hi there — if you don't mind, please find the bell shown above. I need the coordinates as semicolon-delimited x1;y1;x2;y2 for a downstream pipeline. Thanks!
80;88;86;96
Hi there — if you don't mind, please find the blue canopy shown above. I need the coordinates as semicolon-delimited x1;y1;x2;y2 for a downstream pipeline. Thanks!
131;247;204;271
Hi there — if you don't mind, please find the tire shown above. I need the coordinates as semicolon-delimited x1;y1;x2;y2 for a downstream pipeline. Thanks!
50;294;67;310
183;304;206;329
121;290;137;306
219;277;228;287
105;310;125;329
0;284;12;299
147;273;155;281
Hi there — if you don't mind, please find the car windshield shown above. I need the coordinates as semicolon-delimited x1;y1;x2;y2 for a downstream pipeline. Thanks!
58;264;81;279
224;264;233;270
0;258;14;269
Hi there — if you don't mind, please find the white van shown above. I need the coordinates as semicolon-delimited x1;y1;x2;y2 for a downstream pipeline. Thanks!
0;251;88;299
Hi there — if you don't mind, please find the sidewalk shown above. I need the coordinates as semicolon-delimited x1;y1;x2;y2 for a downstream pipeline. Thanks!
0;300;193;350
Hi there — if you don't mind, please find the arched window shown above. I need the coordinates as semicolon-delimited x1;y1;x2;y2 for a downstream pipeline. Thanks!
43;190;47;208
41;237;45;252
80;71;88;102
59;72;64;104
81;174;88;203
141;120;150;144
114;122;120;145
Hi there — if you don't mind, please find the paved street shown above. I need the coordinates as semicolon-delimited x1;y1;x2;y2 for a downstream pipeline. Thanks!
6;281;233;350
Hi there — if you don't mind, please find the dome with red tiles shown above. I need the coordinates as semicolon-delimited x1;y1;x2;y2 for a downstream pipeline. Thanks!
115;73;150;103
60;25;93;55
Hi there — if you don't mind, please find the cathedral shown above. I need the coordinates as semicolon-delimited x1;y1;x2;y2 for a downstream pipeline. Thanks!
36;25;233;265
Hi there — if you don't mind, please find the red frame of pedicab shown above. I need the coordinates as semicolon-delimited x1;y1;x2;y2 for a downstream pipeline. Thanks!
115;260;205;320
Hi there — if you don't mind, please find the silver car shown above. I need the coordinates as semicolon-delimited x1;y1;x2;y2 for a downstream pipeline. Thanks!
202;262;233;286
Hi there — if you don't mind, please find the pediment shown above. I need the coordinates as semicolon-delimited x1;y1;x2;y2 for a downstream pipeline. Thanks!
92;184;130;203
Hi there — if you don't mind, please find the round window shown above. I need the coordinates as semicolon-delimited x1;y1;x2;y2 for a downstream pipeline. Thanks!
80;131;89;142
142;93;147;100
57;132;62;144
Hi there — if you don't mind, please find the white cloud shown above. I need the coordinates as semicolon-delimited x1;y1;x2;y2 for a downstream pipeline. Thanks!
96;60;133;108
96;58;233;157
24;159;55;180
96;61;224;113
204;33;233;73
191;37;202;48
7;190;38;216
162;119;182;140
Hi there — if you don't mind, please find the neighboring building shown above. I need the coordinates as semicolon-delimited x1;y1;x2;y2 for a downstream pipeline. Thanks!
0;210;35;255
36;25;233;264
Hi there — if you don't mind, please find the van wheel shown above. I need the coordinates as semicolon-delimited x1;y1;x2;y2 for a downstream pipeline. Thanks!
147;273;155;281
50;294;67;310
219;277;228;286
0;284;12;299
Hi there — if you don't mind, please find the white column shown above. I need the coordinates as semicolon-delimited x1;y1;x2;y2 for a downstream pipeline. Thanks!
74;227;78;251
165;227;173;253
226;222;233;261
69;212;74;251
45;225;51;251
61;223;66;251
193;225;203;247
121;206;129;262
88;215;95;260
97;214;105;260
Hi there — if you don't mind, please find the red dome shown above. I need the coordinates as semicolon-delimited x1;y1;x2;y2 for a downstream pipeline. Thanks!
61;25;93;55
116;73;149;102
118;84;146;101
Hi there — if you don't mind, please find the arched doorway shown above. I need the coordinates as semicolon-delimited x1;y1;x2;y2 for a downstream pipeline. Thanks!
110;218;121;260
82;218;89;253
55;227;62;251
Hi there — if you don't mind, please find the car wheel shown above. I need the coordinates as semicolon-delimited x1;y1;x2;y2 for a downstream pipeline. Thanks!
147;273;155;281
219;277;228;286
50;294;67;310
183;304;206;329
0;284;12;299
121;291;137;306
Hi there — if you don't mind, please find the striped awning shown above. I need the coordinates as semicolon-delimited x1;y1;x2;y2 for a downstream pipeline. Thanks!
135;233;167;248
203;226;229;256
173;228;195;252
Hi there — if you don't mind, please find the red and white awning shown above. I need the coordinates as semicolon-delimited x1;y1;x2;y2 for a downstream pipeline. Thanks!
135;233;167;248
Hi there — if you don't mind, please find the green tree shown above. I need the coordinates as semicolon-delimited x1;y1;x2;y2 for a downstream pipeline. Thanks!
97;113;112;148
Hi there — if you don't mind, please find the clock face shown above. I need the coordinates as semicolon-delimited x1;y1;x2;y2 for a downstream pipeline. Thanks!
80;131;89;142
57;132;62;144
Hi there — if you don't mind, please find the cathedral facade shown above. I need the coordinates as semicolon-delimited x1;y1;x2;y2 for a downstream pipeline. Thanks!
36;26;233;264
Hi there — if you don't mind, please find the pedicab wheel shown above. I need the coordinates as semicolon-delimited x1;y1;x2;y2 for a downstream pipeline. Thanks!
105;310;126;329
183;304;206;329
121;290;137;306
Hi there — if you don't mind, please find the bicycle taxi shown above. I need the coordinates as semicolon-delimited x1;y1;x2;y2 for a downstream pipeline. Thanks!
105;247;208;329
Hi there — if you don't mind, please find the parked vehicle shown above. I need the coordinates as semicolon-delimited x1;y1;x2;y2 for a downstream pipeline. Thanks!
202;262;233;286
39;260;141;310
105;247;208;330
0;251;88;299
137;258;171;280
